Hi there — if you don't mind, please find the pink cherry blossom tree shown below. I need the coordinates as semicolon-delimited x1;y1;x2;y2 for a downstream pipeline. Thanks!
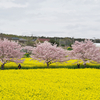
69;39;100;68
0;38;25;69
22;46;34;53
31;41;69;68
22;46;34;58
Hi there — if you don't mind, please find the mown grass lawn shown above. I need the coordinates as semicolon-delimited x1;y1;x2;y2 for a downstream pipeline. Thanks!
0;68;100;100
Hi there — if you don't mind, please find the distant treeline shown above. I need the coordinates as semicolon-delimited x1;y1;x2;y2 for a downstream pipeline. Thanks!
0;33;100;43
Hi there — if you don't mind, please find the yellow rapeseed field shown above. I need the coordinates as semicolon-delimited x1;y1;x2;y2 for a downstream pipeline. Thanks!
3;58;100;69
0;68;100;100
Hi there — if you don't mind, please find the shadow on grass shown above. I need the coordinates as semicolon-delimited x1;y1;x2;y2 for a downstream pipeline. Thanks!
1;65;100;70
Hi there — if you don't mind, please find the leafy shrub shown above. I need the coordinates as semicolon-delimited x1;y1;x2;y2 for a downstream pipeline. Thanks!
24;53;30;58
67;47;72;50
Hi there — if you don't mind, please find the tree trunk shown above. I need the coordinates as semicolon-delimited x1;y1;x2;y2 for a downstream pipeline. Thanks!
1;63;5;70
47;62;49;68
84;62;86;68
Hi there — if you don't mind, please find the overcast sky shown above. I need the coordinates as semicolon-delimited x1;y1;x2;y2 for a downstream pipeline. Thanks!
0;0;100;39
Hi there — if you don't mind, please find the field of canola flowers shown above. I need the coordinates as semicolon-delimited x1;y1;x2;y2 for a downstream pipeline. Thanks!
1;58;100;69
0;68;100;100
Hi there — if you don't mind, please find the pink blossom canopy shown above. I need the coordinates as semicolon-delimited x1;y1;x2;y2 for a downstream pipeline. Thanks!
70;39;100;63
0;38;24;64
31;41;69;64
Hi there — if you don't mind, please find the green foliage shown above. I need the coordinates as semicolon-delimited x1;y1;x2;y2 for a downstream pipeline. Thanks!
61;44;65;47
67;47;73;50
49;38;55;44
49;38;59;46
24;53;30;58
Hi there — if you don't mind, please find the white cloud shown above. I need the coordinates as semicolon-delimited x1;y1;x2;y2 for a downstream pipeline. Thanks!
0;0;29;9
0;0;100;39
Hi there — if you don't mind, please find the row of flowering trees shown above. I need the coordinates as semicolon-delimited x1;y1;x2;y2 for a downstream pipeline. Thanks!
0;38;100;69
